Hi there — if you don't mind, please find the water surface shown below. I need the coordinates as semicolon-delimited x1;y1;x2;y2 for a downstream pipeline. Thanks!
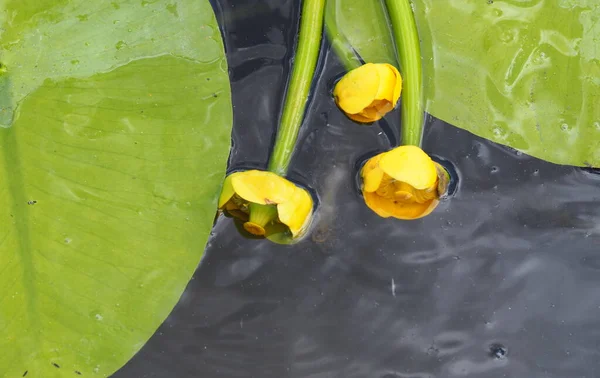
115;1;600;377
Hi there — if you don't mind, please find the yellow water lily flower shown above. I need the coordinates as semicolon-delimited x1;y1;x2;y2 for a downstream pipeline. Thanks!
361;145;449;220
219;170;313;239
333;63;402;123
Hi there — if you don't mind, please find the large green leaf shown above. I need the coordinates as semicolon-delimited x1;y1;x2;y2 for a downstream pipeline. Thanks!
329;0;600;167
326;0;396;66
0;1;232;377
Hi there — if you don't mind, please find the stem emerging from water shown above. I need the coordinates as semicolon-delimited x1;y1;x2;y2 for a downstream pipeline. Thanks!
268;0;325;175
385;0;423;147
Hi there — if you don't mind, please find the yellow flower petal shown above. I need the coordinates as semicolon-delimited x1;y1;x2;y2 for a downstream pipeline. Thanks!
363;191;394;218
278;186;313;237
374;63;397;102
362;155;384;193
231;170;297;205
347;112;380;123
388;64;402;105
394;190;414;201
334;63;380;115
374;176;396;199
378;146;437;190
364;191;439;220
358;105;382;122
334;63;402;123
218;173;237;208
222;170;314;239
360;147;449;221
373;99;394;116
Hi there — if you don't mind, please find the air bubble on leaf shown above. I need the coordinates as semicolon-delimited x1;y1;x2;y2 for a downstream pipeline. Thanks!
499;30;515;44
492;125;506;139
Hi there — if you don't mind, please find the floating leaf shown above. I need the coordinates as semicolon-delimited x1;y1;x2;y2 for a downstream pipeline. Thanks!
0;0;232;376
329;0;600;167
326;0;396;67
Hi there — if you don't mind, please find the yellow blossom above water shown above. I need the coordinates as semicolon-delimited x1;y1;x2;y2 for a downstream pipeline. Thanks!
333;63;402;123
219;170;313;239
361;146;449;220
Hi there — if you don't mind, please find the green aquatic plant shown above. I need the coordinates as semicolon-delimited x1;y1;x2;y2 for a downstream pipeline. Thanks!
219;0;325;242
0;0;232;376
329;0;449;220
327;0;600;167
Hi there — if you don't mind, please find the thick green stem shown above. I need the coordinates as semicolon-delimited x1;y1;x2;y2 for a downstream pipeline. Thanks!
385;0;423;147
268;0;325;176
324;1;362;71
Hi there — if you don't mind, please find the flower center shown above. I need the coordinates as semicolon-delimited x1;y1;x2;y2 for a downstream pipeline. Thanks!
243;203;278;236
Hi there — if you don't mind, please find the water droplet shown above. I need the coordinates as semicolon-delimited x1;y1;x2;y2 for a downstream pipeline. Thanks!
533;169;540;176
489;344;507;359
499;30;515;44
70;60;79;65
95;314;103;321
560;123;570;131
491;166;499;174
593;121;600;131
64;238;72;244
115;40;126;50
492;126;504;137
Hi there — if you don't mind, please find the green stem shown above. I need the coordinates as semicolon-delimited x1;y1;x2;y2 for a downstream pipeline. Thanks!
324;1;362;71
268;0;325;176
385;0;423;147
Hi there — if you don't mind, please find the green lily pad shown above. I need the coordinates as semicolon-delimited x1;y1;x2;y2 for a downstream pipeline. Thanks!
329;0;600;167
0;1;232;377
326;0;396;67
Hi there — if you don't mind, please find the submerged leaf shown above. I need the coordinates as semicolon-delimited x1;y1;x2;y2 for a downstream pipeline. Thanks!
0;0;232;376
330;0;600;167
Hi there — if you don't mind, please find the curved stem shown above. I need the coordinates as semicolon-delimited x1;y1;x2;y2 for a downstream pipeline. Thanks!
268;0;326;175
324;0;362;71
385;0;423;147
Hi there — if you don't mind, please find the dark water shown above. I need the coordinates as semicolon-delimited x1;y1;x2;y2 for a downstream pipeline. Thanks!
114;1;600;377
